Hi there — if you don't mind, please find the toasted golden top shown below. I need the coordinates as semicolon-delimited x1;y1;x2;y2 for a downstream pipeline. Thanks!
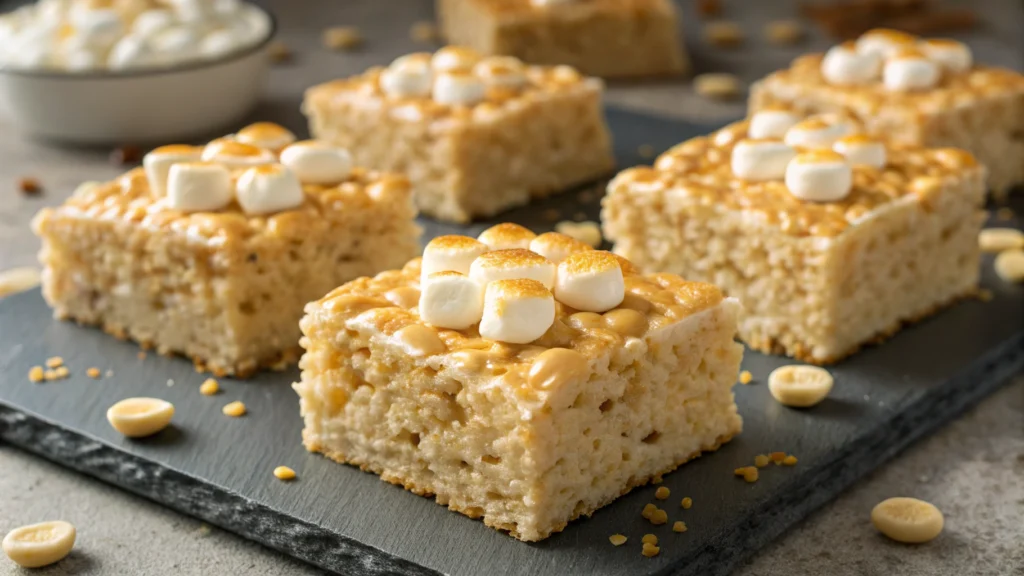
472;249;550;270
237;122;294;142
486;278;552;300
791;149;846;164
426;235;489;253
560;250;620;274
468;0;673;15
149;144;202;156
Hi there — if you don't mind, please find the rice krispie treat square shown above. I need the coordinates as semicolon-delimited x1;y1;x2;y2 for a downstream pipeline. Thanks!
436;0;687;78
32;123;421;377
602;112;987;364
749;30;1024;197
295;224;743;541
303;47;614;223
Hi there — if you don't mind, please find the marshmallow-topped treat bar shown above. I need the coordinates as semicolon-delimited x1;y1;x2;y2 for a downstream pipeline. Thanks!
436;0;687;79
32;123;421;377
602;111;986;364
295;223;744;541
750;30;1024;197
303;47;615;223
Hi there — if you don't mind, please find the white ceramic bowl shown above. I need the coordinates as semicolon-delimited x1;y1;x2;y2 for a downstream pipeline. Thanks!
0;9;275;145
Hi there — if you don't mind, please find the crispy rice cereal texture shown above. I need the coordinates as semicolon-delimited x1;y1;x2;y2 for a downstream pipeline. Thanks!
602;119;987;364
32;168;421;377
303;57;614;223
295;258;743;541
436;0;688;78
749;53;1024;196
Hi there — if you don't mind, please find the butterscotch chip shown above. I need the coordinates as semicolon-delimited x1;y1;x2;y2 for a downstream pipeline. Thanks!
110;145;141;166
764;20;804;45
738;370;753;384
200;378;220;396
782;455;798;466
642;503;658;519
871;497;944;543
655;486;670;500
273;466;297;481
704;21;744;47
45;356;63;368
268;41;292;64
770;451;786;464
641;533;658;545
106;397;175;437
86;367;101;379
754;454;770;468
323;26;362;51
768;365;834;408
2;520;76;568
641;542;660;557
410;21;439;43
672;520;687;533
28;366;44;383
994;250;1024;283
694;73;742;100
555;220;602;248
649;508;668;525
18;177;41;195
680;497;692;509
0;267;41;297
734;466;759;482
222;401;247;417
609;534;627;546
979;228;1024;252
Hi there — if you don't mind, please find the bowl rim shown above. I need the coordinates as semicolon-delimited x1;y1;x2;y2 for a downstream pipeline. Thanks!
0;4;277;80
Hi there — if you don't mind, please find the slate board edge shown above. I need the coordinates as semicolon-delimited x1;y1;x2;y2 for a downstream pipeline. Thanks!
2;322;1020;576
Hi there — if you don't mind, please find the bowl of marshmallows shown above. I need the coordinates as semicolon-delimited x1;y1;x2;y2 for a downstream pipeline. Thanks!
0;0;274;143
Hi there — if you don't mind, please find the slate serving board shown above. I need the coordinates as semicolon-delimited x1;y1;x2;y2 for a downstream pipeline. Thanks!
1;109;1022;576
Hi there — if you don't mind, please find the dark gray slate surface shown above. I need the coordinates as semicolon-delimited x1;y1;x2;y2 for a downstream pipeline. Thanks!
1;109;1022;576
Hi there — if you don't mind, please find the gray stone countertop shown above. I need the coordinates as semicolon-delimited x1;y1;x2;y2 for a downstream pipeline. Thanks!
1;1;1023;575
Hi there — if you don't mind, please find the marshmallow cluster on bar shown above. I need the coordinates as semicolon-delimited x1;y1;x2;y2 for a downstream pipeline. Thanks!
413;223;629;342
279;140;353;185
235;164;305;215
236;123;296;151
784;115;856;149
785;150;853;202
818;29;974;91
748;109;800;140
380;53;433;98
731;138;797;181
144;144;203;197
166;162;233;212
833;134;887;168
0;0;271;72
201;139;276;169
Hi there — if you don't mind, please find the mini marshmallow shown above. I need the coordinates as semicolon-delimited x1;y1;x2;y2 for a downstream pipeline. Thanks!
107;35;155;70
132;9;175;37
432;70;487;106
201;139;276;168
785;150;853;202
166;162;233;212
731;138;797;181
883;51;940;92
199;29;240;59
69;7;123;48
279;141;353;184
477;223;536;251
234;164;305;215
919;39;972;74
833;135;887;168
528;232;592;263
144;144;204;197
65;48;102;71
431;46;481;73
474;56;527;89
554;251;625;313
469;249;556;289
149;25;200;59
421;235;490;280
855;28;916;58
380;56;433;98
748;109;800;139
479;279;555;344
236;122;296;151
784;116;855;149
821;43;881;85
419;271;485;330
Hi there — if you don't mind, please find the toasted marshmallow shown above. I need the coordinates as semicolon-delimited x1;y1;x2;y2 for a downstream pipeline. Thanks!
431;46;480;73
279;140;353;184
107;35;155;70
469;249;556;289
528;232;592;263
380;56;433;98
532;0;576;5
883;51;940;92
132;9;175;37
477;223;536;251
474;56;527;89
144;144;204;197
236;122;296;151
821;42;881;85
833;134;886;168
731;138;796;181
748;109;801;140
479;279;555;344
554;251;625;313
785;150;853;202
201;139;276;168
69;7;123;48
919;39;972;74
432;70;486;106
421;235;490;280
419;271;485;330
166;162;233;212
235;164;305;215
855;28;916;58
784;116;855;149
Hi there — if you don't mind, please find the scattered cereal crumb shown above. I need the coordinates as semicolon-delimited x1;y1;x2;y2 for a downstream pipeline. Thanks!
978;228;1024;252
222;401;246;417
704;21;744;47
137;351;147;360
680;497;692;509
642;503;658;519
764;20;803;45
696;0;722;18
649;508;668;525
54;366;69;379
267;40;292;64
641;542;660;557
166;379;175;387
18;177;42;195
641;534;658;545
28;366;44;383
46;357;63;368
655;486;670;500
43;369;59;381
200;378;220;396
109;145;141;166
734;466;759;482
782;455;798;466
0;267;42;297
994;249;1024;283
410;20;440;43
542;208;561;221
86;367;101;379
323;26;362;51
651;474;664;484
996;207;1015;221
273;466;297;481
770;451;786;464
638;144;655;159
555;220;602;247
609;534;627;546
694;73;742;100
672;520;687;533
754;454;770;468
739;370;753;384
